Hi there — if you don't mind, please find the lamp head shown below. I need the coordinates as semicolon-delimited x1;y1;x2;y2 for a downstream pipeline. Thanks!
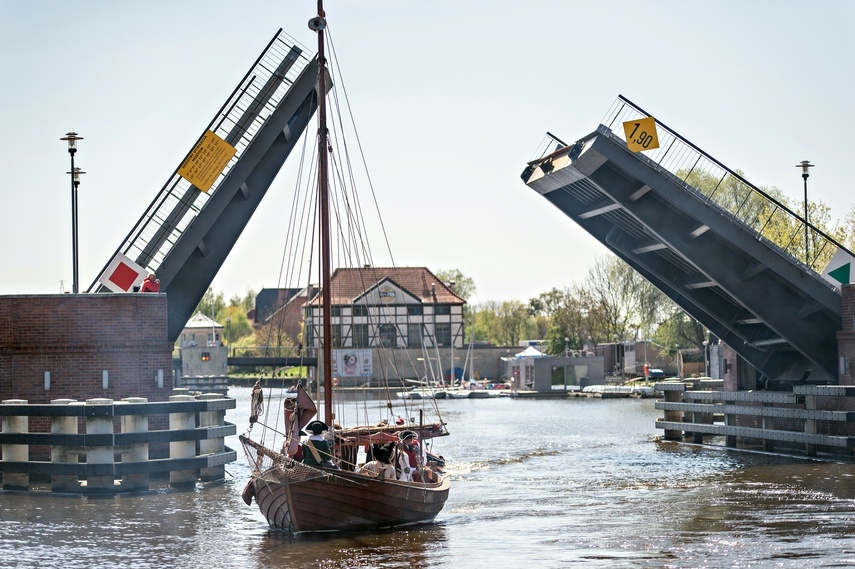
60;132;83;153
66;167;86;184
796;160;814;178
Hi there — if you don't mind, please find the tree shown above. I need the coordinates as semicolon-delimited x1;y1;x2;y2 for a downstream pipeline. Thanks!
653;309;707;354
495;300;531;346
221;305;253;344
230;289;257;313
757;195;846;271
435;268;476;301
193;288;227;321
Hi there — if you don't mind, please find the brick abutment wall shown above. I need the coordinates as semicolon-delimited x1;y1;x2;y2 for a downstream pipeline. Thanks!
0;294;174;404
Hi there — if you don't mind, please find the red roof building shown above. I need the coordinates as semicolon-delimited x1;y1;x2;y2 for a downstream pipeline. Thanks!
305;267;466;351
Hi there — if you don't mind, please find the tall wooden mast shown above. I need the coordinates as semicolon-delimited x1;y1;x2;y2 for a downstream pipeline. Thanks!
312;0;333;427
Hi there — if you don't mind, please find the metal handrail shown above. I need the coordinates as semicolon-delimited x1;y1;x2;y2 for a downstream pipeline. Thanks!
597;95;854;273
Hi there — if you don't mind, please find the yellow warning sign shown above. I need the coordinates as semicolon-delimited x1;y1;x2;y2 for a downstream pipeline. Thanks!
177;130;237;192
622;117;660;153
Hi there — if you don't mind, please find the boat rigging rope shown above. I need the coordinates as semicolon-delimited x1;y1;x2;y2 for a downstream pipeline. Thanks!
249;380;265;428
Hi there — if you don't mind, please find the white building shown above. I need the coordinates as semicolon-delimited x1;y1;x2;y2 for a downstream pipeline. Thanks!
304;266;466;351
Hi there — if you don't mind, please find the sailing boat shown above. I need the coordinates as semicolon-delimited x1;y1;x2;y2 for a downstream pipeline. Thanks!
239;2;450;534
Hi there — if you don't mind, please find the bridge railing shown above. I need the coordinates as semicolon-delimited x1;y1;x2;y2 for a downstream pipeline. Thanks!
598;95;852;275
228;346;315;359
0;389;236;494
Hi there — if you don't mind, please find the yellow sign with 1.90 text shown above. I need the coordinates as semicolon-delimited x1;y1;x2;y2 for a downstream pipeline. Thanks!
622;117;660;153
177;130;237;192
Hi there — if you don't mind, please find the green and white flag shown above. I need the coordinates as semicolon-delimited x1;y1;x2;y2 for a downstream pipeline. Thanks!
822;248;855;287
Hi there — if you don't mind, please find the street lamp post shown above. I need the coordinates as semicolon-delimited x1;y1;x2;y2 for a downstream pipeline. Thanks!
60;132;83;293
796;160;814;266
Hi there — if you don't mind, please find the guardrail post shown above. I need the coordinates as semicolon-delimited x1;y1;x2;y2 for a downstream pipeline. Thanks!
725;406;737;448
661;383;684;441
51;399;79;492
2;399;29;490
169;394;197;487
197;393;225;481
804;394;817;457
85;398;115;494
762;401;775;452
119;397;149;491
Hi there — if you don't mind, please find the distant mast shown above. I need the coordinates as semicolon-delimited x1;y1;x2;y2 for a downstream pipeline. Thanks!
311;0;334;427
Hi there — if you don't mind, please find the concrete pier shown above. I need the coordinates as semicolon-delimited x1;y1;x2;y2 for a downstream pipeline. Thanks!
0;394;236;493
85;398;115;494
169;393;197;487
2;399;29;490
197;393;226;481
51;398;79;492
119;397;149;491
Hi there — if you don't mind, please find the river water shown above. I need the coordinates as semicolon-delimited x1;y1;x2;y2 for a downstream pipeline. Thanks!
3;387;855;568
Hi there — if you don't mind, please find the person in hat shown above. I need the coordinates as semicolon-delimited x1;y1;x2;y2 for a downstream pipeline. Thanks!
302;420;336;468
355;446;396;480
396;430;424;482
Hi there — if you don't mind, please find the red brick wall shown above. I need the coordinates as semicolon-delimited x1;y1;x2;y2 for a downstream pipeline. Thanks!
837;284;855;386
0;294;174;404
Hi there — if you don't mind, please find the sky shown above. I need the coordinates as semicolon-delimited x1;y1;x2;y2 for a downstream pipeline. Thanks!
1;1;853;305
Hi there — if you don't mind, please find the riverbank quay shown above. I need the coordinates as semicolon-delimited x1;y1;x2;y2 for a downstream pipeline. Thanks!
0;389;235;494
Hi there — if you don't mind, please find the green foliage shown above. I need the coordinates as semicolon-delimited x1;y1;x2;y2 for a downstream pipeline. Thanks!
191;287;256;346
435;268;476;300
230;289;257;312
220;305;253;344
653;310;707;354
193;288;227;321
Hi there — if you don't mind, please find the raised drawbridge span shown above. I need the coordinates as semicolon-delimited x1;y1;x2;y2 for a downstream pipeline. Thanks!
522;95;851;387
89;30;324;342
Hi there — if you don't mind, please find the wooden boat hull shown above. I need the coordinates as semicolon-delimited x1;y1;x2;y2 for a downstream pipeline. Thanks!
251;464;450;533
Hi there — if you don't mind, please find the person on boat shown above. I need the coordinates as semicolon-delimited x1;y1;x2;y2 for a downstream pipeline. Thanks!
302;420;336;468
355;446;396;480
283;429;306;462
396;430;424;482
140;272;160;292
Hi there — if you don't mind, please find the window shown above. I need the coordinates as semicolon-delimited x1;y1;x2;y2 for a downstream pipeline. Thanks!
331;325;342;348
353;324;370;348
379;324;397;348
551;366;564;390
407;305;423;316
408;324;423;348
353;305;369;317
435;323;451;346
435;305;451;315
331;306;341;317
